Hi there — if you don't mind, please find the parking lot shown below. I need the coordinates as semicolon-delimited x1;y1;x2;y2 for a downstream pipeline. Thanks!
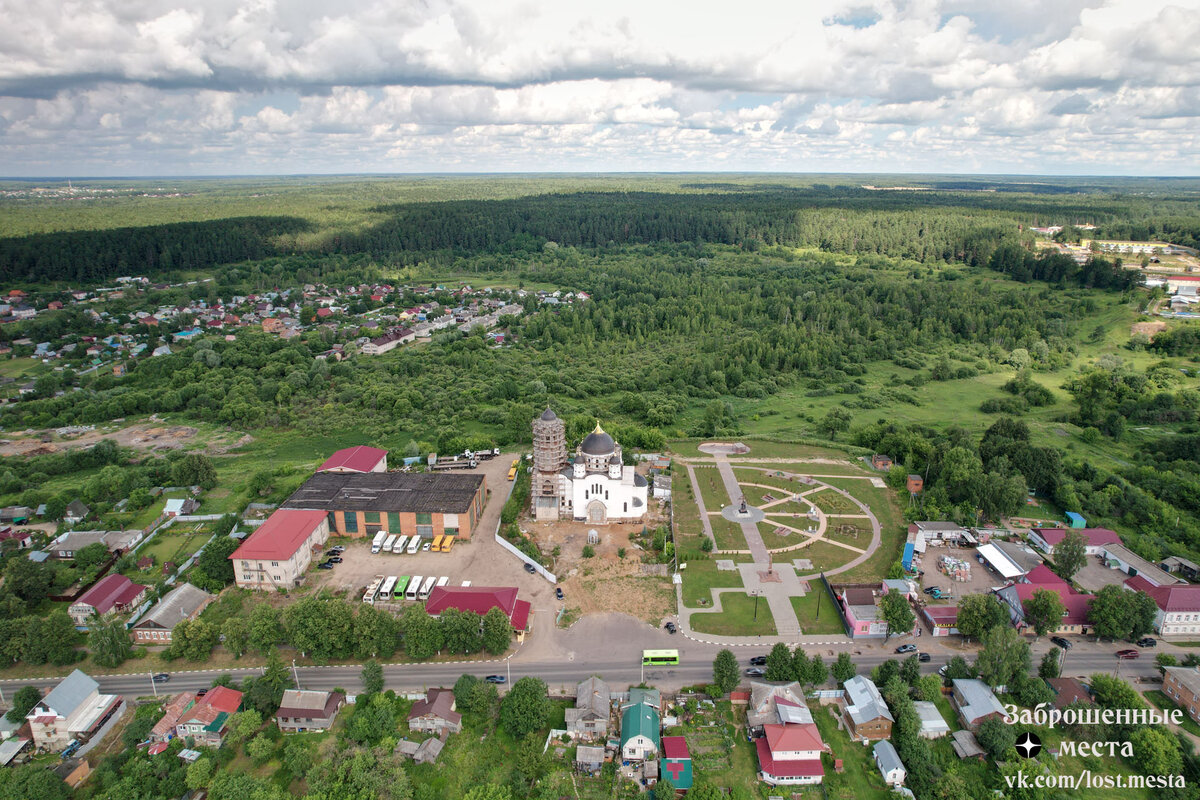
304;452;561;618
918;546;1011;601
1073;553;1133;593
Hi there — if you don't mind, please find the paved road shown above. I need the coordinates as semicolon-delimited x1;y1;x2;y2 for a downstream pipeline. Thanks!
0;639;1161;698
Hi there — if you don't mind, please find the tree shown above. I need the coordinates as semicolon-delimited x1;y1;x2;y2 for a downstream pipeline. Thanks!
712;649;739;694
402;604;443;660
170;618;219;661
186;758;214;790
282;739;312;780
462;787;512;800
514;732;549;790
173;453;217;489
499;676;550;739
1128;590;1159;640
481;606;513;655
1022;589;1066;639
878;589;915;640
0;764;71;800
943;655;973;682
653;779;677;800
192;534;240;591
976;716;1017;758
247;734;275;765
821;407;852;440
974;624;1030;688
72;541;110;571
807;654;829;688
1054;530;1087;581
1039;649;1062;680
361;659;384;696
1130;726;1182;776
3;557;52;604
900;655;921;686
955;593;1010;642
89;616;134;667
346;693;395;745
831;651;856;686
304;746;411;800
222;616;249;658
933;773;970;800
248;604;283;655
454;674;483;713
4;685;41;723
225;709;262;746
764;643;792;681
440;608;483;655
354;603;400;659
1088;584;1130;639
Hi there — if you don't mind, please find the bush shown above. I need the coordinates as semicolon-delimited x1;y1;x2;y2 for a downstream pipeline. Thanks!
582;545;595;558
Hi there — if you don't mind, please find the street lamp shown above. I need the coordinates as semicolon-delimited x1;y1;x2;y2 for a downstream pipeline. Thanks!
753;591;760;621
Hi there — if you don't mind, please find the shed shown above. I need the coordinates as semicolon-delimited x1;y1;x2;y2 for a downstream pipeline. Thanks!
1065;512;1086;528
873;740;906;786
661;735;693;790
576;745;605;772
975;543;1026;580
912;701;950;739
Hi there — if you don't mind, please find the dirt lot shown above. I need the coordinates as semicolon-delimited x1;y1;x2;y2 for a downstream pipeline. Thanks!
1074;554;1134;593
0;419;244;458
918;546;1011;601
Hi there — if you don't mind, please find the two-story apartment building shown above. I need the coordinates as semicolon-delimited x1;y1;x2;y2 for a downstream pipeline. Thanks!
1163;667;1200;724
283;472;486;540
276;690;345;733
229;509;329;590
1125;576;1200;637
68;574;147;625
26;670;121;752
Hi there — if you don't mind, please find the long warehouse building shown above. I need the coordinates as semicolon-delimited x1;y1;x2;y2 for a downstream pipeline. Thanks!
282;472;487;540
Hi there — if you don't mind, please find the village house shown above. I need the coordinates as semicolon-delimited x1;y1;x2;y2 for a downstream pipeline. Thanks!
874;740;907;787
835;580;918;639
276;690;345;733
406;688;462;734
229;508;330;590
620;689;661;761
755;722;828;786
130;583;214;644
173;686;243;747
1028;527;1122;556
661;736;693;791
69;574;147;625
746;682;812;732
951;680;1006;731
26;670;121;752
566;677;610;741
1163;667;1200;725
842;675;894;741
283;471;486;540
996;566;1095;635
63;500;90;524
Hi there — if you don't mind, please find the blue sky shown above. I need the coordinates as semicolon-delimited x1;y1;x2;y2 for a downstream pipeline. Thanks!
0;0;1197;176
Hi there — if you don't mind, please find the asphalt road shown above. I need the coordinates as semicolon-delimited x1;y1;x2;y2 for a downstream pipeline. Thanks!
0;642;1162;698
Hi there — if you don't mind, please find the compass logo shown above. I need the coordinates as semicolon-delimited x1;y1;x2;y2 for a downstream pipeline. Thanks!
1015;731;1042;759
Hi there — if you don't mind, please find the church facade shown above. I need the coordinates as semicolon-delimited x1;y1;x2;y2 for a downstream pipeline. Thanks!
531;409;648;524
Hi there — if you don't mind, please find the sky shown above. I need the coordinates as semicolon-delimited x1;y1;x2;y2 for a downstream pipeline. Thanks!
1;0;1199;177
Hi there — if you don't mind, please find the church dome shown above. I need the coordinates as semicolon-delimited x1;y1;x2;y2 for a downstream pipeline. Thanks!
580;421;615;455
539;407;558;421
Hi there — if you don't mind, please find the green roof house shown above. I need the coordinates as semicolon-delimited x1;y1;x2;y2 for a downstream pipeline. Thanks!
620;694;661;761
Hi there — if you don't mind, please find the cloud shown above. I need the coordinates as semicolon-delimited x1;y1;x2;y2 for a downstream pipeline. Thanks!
0;0;1198;174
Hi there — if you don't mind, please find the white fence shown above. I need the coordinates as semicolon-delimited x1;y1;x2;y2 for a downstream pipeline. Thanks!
494;533;557;583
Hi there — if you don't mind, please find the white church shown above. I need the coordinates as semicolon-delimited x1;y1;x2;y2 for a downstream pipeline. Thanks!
531;411;648;524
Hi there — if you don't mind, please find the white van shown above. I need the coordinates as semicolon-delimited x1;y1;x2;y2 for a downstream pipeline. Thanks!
392;535;408;554
381;534;397;554
370;532;387;554
406;536;422;555
406;576;423;601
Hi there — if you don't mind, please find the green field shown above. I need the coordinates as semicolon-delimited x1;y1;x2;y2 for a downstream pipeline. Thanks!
790;591;845;635
689;592;778;637
680;559;746;608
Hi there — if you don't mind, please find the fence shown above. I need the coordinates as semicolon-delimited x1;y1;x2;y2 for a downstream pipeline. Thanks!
494;533;557;583
819;572;853;637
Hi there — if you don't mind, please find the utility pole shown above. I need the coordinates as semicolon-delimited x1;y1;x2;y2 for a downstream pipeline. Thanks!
753;592;760;621
150;673;157;698
292;659;301;689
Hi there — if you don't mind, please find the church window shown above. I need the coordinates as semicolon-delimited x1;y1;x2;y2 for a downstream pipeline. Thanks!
624;502;628;512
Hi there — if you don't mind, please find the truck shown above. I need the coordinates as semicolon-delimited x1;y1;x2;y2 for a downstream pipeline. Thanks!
392;534;408;554
382;534;397;554
430;454;478;471
370;532;387;554
464;448;500;460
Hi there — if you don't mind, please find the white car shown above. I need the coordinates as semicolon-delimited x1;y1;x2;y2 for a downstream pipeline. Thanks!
422;542;431;551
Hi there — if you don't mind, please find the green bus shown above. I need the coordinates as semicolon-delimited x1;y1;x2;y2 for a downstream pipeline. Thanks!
642;649;680;666
394;576;411;600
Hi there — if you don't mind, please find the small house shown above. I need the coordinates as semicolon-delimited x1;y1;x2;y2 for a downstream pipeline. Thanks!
173;686;243;747
69;574;147;625
842;675;894;741
130;583;214;644
276;690;345;733
873;740;906;787
661;735;693;790
566;677;610;741
951;680;1006;731
620;690;661;761
63;500;90;524
407;688;462;734
575;744;606;773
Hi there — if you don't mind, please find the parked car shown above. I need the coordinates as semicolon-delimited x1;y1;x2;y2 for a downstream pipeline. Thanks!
326;556;343;563
152;673;170;683
896;644;917;654
937;665;949;676
918;653;931;663
1050;636;1073;650
749;656;768;666
196;688;208;697
1137;637;1157;648
1115;649;1140;659
922;586;941;595
422;542;432;551
329;545;345;552
484;675;507;684
555;587;564;600
524;562;537;574
745;668;766;677
664;622;677;634
317;562;334;569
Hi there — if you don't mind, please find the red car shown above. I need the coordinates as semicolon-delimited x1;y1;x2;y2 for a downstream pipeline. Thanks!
1115;649;1140;659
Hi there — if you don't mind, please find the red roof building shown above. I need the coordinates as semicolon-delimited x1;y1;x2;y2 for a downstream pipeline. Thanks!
175;686;243;747
755;721;827;786
662;736;690;759
68;574;147;624
425;586;531;633
996;576;1094;635
230;509;330;590
922;604;960;637
1124;575;1200;637
318;446;388;474
1022;564;1069;587
1029;527;1121;554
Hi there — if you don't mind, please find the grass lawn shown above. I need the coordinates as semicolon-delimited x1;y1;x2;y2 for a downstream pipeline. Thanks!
689;592;778;637
1144;689;1200;737
671;469;707;555
790;540;858;573
790;592;845;635
691;466;733;511
134;530;211;567
669;439;861;460
810;701;894;800
808;489;862;515
759;522;809;550
711;516;748;551
680;559;746;608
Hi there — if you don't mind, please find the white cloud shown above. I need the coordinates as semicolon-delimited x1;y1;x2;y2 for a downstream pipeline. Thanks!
0;0;1198;174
